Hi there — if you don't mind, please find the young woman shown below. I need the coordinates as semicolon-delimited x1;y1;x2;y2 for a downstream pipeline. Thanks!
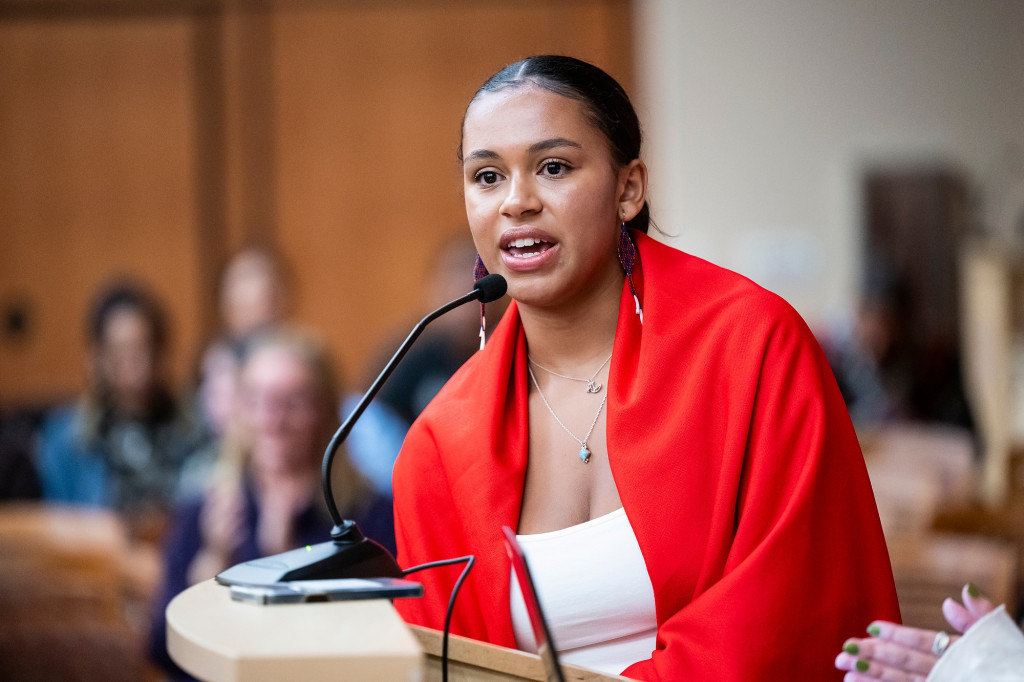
392;55;900;680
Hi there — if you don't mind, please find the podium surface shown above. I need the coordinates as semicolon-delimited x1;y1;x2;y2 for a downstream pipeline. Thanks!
169;580;632;682
167;579;422;681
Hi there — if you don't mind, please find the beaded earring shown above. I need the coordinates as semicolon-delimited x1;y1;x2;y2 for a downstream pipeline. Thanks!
617;221;643;323
474;254;490;349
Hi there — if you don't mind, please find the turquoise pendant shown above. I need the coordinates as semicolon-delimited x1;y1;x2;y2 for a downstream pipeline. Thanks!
578;445;591;464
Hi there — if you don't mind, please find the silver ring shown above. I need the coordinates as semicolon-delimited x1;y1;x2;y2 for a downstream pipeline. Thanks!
932;631;951;657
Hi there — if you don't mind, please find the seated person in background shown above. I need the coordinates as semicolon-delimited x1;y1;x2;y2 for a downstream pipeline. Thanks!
836;584;1024;681
36;281;196;534
346;233;507;496
823;258;974;433
175;338;244;501
148;327;394;678
218;244;291;341
0;408;42;500
179;245;293;496
392;55;899;679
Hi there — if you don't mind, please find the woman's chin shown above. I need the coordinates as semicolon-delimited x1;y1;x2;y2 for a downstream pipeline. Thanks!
505;277;567;310
253;447;315;475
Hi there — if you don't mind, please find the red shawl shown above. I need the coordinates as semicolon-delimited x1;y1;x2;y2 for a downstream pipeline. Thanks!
392;232;900;680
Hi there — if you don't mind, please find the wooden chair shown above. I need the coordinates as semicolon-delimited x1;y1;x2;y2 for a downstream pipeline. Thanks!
0;503;162;681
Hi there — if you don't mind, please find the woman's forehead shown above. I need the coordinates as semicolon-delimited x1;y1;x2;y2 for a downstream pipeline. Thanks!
243;347;309;385
462;86;599;151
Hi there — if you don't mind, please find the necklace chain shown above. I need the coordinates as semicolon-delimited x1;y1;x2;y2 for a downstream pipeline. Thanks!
527;365;607;464
527;352;612;394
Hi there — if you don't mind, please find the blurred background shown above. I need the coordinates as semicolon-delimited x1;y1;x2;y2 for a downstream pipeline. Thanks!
2;0;1024;679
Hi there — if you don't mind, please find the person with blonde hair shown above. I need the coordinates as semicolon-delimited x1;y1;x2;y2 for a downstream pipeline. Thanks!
149;327;394;677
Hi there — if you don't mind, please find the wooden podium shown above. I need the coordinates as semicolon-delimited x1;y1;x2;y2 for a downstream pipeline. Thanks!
168;580;631;681
167;580;421;681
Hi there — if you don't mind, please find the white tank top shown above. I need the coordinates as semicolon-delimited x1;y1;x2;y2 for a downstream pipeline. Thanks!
509;507;658;674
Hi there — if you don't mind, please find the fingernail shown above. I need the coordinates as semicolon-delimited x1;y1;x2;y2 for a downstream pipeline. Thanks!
867;624;881;637
843;641;859;655
967;582;980;598
856;659;869;672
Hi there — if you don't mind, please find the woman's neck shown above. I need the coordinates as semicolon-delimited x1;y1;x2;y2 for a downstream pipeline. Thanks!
517;269;623;370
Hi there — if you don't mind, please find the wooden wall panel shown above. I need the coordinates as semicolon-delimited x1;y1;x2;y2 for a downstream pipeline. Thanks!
272;1;634;387
0;0;633;406
0;16;201;406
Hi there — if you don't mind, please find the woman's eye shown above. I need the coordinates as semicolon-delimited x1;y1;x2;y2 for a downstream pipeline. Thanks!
476;170;499;185
542;161;567;176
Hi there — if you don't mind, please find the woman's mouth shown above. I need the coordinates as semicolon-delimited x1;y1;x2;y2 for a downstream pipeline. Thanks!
499;229;559;272
506;237;554;259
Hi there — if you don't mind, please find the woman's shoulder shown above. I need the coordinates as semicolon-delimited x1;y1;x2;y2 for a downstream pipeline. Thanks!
639;234;807;338
404;349;489;446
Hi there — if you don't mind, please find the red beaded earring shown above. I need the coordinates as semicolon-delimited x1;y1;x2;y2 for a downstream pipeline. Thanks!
474;254;490;348
617;221;643;323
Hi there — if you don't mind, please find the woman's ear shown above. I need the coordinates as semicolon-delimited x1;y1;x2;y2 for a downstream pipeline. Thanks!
617;159;648;222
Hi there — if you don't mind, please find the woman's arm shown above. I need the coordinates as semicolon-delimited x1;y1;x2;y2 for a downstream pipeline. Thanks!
620;300;901;681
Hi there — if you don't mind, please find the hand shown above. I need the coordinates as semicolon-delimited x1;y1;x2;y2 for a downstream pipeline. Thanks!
941;582;994;633
188;485;246;583
199;484;246;557
834;583;993;681
834;621;954;681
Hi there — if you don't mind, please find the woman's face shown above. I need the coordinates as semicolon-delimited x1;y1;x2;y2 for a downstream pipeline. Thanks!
220;251;286;337
239;346;325;475
95;307;158;414
461;86;639;310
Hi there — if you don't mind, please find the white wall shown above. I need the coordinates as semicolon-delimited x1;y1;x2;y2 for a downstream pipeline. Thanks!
634;0;1024;328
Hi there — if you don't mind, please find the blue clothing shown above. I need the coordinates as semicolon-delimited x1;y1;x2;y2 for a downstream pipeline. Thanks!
148;479;396;678
37;402;196;511
37;406;112;506
343;395;408;497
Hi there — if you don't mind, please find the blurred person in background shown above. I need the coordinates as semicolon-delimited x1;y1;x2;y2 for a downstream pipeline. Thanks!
178;245;293;498
218;244;291;341
345;233;508;496
376;233;497;426
148;327;395;678
823;258;974;433
35;280;197;536
175;338;245;500
0;409;42;500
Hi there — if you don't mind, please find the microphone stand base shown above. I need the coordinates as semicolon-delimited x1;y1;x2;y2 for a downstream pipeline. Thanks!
215;537;403;587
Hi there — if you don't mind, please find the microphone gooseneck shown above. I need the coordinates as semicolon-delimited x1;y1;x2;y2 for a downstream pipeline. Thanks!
322;273;507;539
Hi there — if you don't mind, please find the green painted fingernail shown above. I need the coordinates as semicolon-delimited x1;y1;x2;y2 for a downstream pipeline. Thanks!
856;659;869;672
967;582;980;598
843;641;859;655
867;624;881;636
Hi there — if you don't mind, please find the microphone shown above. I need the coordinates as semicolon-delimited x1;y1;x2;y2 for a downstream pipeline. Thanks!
216;273;507;586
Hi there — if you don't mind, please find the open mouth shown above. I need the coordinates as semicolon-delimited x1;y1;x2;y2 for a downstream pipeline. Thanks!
505;237;554;259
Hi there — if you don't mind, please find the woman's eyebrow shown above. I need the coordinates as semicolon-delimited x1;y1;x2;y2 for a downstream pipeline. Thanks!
464;148;500;162
528;137;582;154
463;137;583;164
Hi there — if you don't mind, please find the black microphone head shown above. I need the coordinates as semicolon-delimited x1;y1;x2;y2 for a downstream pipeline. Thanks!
473;274;507;303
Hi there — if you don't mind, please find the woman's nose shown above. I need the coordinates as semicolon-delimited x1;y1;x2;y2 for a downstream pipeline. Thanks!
499;175;541;217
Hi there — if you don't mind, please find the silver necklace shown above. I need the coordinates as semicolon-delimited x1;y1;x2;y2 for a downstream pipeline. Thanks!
527;352;613;394
527;365;607;464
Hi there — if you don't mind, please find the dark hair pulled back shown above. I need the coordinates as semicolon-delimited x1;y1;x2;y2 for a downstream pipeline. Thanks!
463;55;650;234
